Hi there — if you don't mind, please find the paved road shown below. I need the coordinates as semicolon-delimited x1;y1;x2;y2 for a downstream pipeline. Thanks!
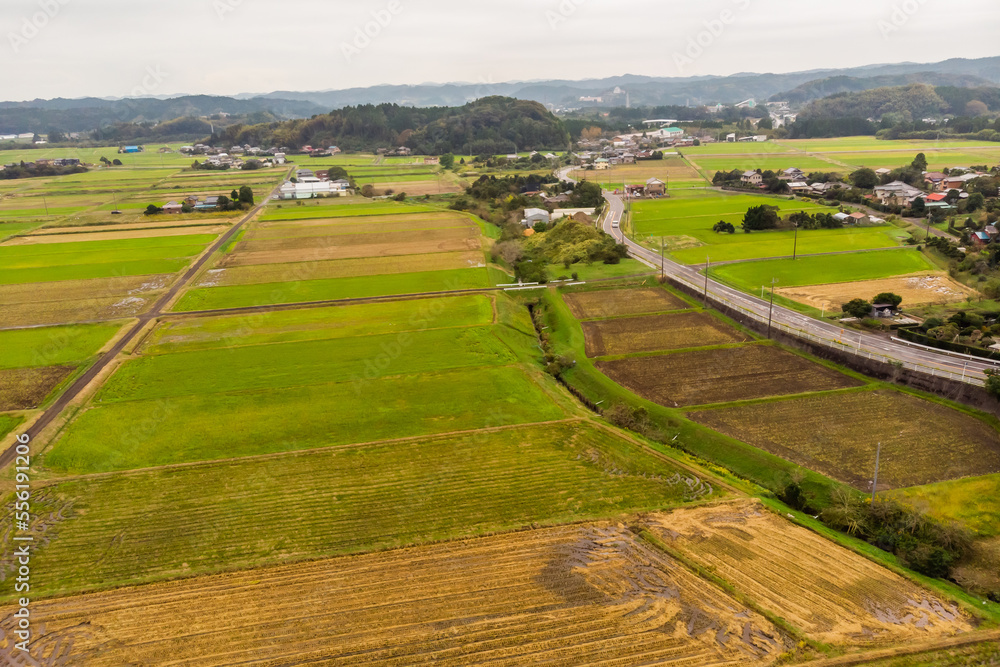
597;189;999;382
4;175;290;467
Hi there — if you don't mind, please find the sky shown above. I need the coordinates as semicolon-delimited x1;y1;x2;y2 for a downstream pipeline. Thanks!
3;0;1000;101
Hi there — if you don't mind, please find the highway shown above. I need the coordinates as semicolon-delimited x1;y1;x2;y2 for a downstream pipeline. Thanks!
555;166;999;384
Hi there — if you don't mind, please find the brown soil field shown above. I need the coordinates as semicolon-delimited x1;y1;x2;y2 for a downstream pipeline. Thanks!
237;226;478;254
224;235;482;266
373;179;463;195
28;220;227;235
689;390;1000;490
4;225;228;245
564;287;691;319
250;214;472;240
0;276;168;326
199;251;485;286
582;312;748;357
0;523;789;666
572;156;705;185
597;344;861;407
777;272;979;310
1;295;156;327
0;366;74;411
0;275;169;305
645;500;975;645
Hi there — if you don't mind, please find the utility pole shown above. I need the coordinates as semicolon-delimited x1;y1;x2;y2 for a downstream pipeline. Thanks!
704;256;710;305
42;195;49;216
660;236;665;279
792;222;798;260
871;442;882;503
766;277;777;338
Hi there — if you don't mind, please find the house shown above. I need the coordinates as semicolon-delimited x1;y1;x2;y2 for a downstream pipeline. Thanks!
645;178;667;196
924;172;947;190
273;152;286;165
875;168;892;177
621;153;636;164
810;182;839;195
522;208;550;227
741;171;763;186
944;173;981;190
780;167;806;181
833;212;852;224
926;193;947;202
848;212;870;225
278;179;346;200
985;224;999;240
391;147;412;156
120;145;143;154
874;181;924;207
593;158;610;170
726;133;737;142
162;201;183;214
788;182;810;193
871;303;896;318
423;157;440;165
973;231;991;247
195;196;220;211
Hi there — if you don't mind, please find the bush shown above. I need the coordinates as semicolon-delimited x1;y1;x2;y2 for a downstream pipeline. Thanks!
603;404;662;441
841;298;871;318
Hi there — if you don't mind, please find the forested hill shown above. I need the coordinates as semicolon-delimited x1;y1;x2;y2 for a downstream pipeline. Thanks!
798;84;1000;121
212;97;570;154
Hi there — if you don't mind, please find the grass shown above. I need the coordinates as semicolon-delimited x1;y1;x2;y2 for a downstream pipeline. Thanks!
2;258;192;285
146;294;495;354
891;474;1000;538
174;267;493;311
0;414;24;440
260;202;438;221
711;249;935;292
98;327;518;403
43;365;566;473
550;258;653;281
0;323;122;369
6;421;718;600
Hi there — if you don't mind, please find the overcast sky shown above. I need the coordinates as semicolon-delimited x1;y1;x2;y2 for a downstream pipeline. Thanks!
4;0;999;100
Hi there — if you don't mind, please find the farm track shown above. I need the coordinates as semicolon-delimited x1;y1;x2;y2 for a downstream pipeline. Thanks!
796;629;1000;666
3;170;293;467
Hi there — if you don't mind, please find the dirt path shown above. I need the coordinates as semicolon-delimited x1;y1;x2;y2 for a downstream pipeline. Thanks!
796;629;1000;666
2;170;293;468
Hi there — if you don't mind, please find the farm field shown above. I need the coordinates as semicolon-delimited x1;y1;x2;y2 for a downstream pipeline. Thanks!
259;201;439;221
690;154;841;174
175;201;497;310
0;517;792;666
0;366;74;411
571;156;708;189
597;344;861;407
0;323;122;369
689;389;1000;490
7;421;720;599
581;311;749;357
711;249;935;294
646;500;974;645
777;272;979;311
629;190;900;264
563;286;691;319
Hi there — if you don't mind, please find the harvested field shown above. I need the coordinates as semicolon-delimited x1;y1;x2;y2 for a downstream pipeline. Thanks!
689;390;1000;489
7;422;719;598
3;224;229;245
26;220;228;235
199;250;485;286
371;178;463;195
223;229;481;266
564;287;690;319
582;312;747;357
597;344;861;407
236;226;479;253
0;275;169;326
0;366;74;410
0;274;170;305
645;500;974;645
776;272;979;310
0;521;786;665
249;214;472;240
0;294;156;327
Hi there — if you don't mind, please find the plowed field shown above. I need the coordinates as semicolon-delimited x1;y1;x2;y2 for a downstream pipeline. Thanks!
582;312;747;357
564;287;690;319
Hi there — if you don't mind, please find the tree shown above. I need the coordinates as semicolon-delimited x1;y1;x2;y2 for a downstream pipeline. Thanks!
966;100;989;117
850;167;879;190
712;220;735;234
741;205;780;232
912;152;928;172
872;292;903;308
230;189;239;201
144;204;162;216
112;158;123;166
944;188;962;204
238;185;254;206
986;369;1000;401
394;192;407;201
216;195;231;210
911;196;926;214
580;126;603;141
967;192;986;212
440;153;455;169
842;298;872;318
100;156;111;167
757;116;773;130
46;128;66;143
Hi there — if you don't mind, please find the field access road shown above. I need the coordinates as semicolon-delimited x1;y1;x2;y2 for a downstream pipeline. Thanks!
595;187;1000;383
3;173;292;468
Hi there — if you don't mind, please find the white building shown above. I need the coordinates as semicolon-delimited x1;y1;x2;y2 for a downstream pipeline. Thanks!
522;208;550;227
273;152;286;165
279;179;348;200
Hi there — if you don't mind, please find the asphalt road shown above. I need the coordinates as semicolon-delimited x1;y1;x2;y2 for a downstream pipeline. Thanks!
554;166;999;382
3;176;289;467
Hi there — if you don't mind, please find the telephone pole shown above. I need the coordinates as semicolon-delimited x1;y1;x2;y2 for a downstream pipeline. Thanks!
766;277;778;339
871;442;882;503
704;256;710;305
660;236;665;279
792;222;799;260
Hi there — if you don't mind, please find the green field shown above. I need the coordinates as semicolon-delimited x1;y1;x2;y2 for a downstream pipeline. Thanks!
8;420;718;600
145;294;494;354
260;202;439;222
630;191;900;264
0;323;122;369
174;267;494;311
711;249;935;292
891;474;1000;538
0;414;24;440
